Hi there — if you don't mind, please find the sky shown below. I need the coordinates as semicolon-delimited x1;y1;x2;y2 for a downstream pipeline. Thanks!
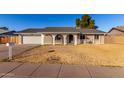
0;14;124;32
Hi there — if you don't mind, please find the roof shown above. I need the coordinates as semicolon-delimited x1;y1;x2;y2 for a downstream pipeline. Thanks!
0;31;16;36
80;28;105;34
0;27;9;30
116;26;124;31
108;26;124;33
16;27;105;34
17;27;79;33
17;28;45;33
0;29;8;34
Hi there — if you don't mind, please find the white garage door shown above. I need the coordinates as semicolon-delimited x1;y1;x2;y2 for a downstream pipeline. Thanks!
23;36;41;44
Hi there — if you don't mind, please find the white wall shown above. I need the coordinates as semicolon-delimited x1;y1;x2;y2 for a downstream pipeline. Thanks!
44;35;53;44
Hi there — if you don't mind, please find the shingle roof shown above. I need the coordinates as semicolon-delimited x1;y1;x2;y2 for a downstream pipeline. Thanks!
17;27;79;33
17;28;44;33
108;26;124;33
116;26;124;31
45;27;79;32
16;27;105;34
80;28;105;34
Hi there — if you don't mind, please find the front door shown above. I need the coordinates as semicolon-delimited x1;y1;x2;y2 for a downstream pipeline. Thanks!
68;34;73;44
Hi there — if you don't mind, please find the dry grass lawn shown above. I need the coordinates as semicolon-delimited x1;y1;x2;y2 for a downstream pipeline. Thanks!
12;44;124;67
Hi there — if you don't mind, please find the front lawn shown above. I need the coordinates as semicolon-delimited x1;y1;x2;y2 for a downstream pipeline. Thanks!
12;44;124;67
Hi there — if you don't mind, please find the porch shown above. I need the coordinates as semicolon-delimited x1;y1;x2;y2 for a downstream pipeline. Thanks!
18;33;104;45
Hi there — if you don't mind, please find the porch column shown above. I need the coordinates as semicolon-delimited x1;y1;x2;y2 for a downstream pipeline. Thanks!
74;34;77;45
103;35;105;44
18;35;23;44
63;35;67;45
41;34;44;45
78;34;80;44
92;35;95;44
84;35;86;44
52;34;56;45
99;35;101;44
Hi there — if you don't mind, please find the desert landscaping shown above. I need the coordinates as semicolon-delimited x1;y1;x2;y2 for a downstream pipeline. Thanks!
1;15;124;78
11;44;124;67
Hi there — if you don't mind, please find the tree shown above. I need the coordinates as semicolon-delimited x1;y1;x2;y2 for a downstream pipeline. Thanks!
76;14;98;29
88;20;95;29
76;18;80;27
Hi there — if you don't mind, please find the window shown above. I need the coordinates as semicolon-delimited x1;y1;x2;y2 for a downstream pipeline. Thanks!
80;34;85;39
95;35;99;39
55;34;62;40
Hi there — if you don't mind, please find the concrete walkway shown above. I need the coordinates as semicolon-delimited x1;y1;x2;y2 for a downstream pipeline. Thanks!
0;62;124;78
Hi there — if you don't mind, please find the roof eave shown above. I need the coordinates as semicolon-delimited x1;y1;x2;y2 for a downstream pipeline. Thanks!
15;32;80;34
108;27;124;33
83;33;105;35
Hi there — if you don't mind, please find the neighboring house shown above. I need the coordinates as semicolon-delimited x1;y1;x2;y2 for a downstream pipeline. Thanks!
0;27;9;34
0;31;18;44
107;26;124;36
0;27;9;44
105;26;124;44
15;27;105;45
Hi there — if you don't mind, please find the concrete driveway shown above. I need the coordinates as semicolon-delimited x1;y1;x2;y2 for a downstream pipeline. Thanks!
0;44;39;60
0;62;124;78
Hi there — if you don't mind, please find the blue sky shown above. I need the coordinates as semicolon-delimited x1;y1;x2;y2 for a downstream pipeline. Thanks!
0;14;124;32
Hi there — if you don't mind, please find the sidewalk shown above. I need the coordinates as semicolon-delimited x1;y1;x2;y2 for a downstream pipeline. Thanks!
0;62;124;78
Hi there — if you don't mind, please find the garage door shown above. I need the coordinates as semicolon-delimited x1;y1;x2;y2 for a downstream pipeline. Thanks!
23;36;41;44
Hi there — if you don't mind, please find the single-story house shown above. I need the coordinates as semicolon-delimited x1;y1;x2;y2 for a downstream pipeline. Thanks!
15;27;105;45
0;27;10;44
0;27;9;34
105;26;124;44
107;26;124;36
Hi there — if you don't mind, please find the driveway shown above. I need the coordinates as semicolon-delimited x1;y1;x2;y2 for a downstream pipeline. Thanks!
0;62;124;78
0;44;39;60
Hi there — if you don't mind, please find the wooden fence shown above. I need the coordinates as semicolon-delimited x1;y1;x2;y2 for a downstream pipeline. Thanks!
0;36;19;44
